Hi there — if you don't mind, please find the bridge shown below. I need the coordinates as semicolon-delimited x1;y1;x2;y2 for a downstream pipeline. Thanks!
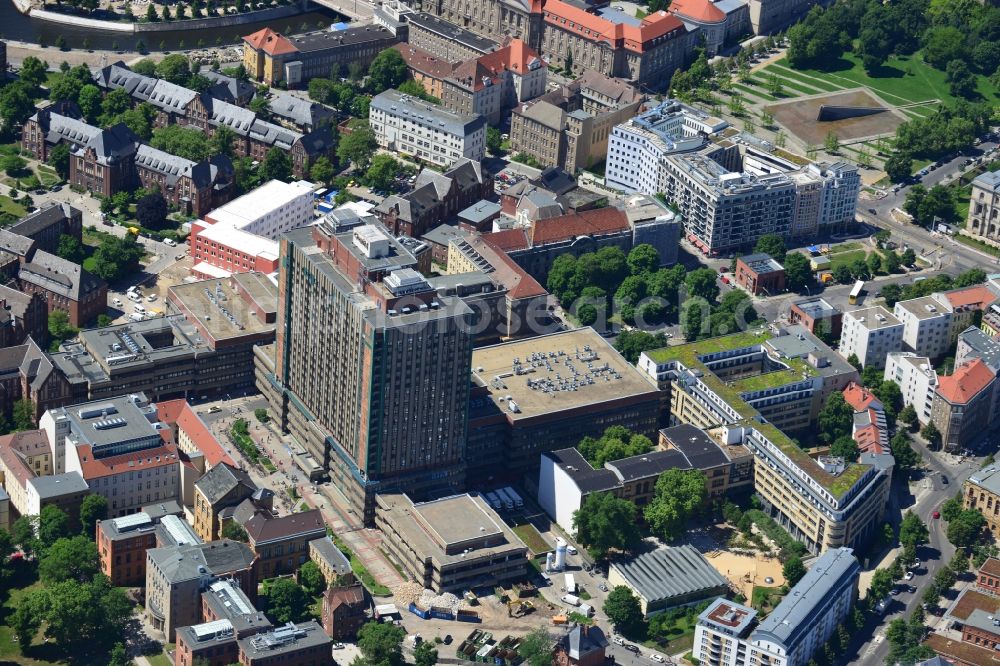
307;0;374;22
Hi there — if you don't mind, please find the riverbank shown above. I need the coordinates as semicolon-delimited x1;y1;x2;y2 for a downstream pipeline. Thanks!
28;3;304;33
4;39;166;66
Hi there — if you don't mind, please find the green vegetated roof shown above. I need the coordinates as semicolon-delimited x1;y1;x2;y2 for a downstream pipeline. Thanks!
648;330;870;499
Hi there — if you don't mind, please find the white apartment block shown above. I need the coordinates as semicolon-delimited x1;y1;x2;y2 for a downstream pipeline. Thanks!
884;352;938;425
893;294;953;360
840;306;903;369
695;548;860;666
370;89;486;166
204;179;316;240
814;162;861;229
606;99;728;195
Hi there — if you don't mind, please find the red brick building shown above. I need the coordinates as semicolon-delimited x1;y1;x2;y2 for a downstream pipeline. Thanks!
236;621;333;666
735;253;786;296
134;145;234;218
321;585;368;641
977;557;1000;595
97;513;160;587
17;250;107;327
789;297;843;340
553;625;609;666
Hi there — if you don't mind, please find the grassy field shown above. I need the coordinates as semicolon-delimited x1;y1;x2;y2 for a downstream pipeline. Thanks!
511;523;552;556
759;51;998;107
0;579;65;665
0;196;27;218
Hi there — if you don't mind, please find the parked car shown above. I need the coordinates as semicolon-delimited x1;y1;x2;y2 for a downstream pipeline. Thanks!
904;571;915;581
612;636;625;646
567;546;578;555
933;510;940;519
623;644;640;654
147;294;157;302
164;238;177;247
651;655;666;663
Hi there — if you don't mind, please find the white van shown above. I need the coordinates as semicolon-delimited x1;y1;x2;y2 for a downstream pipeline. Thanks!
133;305;146;315
561;594;580;607
129;312;144;322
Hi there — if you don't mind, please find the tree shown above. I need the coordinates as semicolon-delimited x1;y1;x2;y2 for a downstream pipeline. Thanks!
261;148;292;182
1;155;26;178
108;643;131;666
23;576;131;652
899;404;918;430
78;84;103;124
572;492;642;559
948;509;985;548
644;468;707;542
309;156;335;184
867;251;883;276
48;309;77;346
39;536;99;583
783;253;812;292
923;26;967;69
249;96;271;118
577;426;653;468
365;154;400;191
79;494;107;537
150;125;210;161
221;521;248;542
900;511;929;548
869;568;894;602
614;330;667;364
901;248;916;266
264;579;310;624
626;243;660;275
156;54;191;84
414;642;438;666
254;408;270;423
753;234;786;263
0;82;37;135
19;56;48;89
367;49;407;94
890;432;920;470
946;59;977;98
516;629;553;666
135;193;168;230
48;143;71;181
817;392;854;443
297;560;326;596
603;586;642;632
487;126;503;155
830;436;860;461
941;495;964;522
57;233;86;264
885;152;913;183
90;235;145;282
210;126;237;158
921;422;942;447
38;505;70;550
685;267;720;302
783;555;806;585
337;126;377;172
356;622;406;666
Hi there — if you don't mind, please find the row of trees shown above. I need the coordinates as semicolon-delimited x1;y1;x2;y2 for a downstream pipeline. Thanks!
885;102;993;182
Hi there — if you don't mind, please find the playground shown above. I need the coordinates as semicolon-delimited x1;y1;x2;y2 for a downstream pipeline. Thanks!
704;550;786;600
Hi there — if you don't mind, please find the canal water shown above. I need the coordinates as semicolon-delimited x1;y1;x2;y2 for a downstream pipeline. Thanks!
0;2;345;51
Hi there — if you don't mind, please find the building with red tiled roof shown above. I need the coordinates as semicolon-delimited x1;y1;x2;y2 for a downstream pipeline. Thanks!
978;557;1000;595
243;25;397;87
540;1;694;85
439;39;547;124
841;382;888;454
391;44;459;100
668;0;751;55
932;358;997;451
157;399;236;477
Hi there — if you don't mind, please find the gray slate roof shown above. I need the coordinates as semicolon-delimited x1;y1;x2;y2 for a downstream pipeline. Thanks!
145;79;197;116
268;92;335;129
753;547;860;649
19;249;105;300
611;544;728;603
28;471;88;498
148;539;256;583
9;202;78;239
194;461;257;505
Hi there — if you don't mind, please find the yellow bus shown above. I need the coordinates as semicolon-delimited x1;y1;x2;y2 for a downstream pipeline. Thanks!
849;280;865;305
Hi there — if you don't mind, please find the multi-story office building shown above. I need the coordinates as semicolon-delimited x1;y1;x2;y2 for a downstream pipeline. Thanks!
97;509;200;587
839;306;903;369
370;89;486;166
637;328;888;554
539;424;753;533
406;12;504;61
884;352;938;425
437;39;547;125
539;1;695;85
932;358;997;452
694;548;860;666
605;99;728;195
375;492;528;592
146;539;258;641
237;621;333;666
965;170;1000;248
509;69;644;174
41;393;182;517
242;26;397;87
52;273;277;402
894;294;953;361
133;145;233;218
255;219;475;522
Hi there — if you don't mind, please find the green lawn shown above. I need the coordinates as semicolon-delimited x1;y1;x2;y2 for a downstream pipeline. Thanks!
0;196;27;218
147;652;173;666
511;523;552;556
733;83;776;101
0;579;67;665
766;64;843;92
762;52;998;106
955;233;1000;257
829;249;867;271
752;585;784;614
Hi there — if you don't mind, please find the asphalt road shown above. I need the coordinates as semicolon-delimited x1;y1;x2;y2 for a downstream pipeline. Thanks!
853;439;984;665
